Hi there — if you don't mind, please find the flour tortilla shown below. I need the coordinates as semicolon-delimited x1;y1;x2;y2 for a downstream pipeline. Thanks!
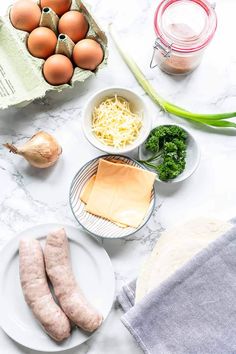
135;218;232;303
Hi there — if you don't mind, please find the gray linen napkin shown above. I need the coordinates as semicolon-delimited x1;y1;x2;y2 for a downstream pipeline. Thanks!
118;226;236;354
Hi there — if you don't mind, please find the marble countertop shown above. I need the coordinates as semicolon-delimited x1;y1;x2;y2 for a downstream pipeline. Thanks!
1;0;236;353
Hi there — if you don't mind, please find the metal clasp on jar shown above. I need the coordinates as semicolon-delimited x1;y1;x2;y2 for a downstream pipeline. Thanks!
150;37;173;69
210;2;216;10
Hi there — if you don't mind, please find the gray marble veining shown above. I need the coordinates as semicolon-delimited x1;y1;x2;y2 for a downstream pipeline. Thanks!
0;0;236;353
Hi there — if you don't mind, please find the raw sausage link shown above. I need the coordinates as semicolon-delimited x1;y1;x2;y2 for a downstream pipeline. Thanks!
44;228;103;332
19;239;71;341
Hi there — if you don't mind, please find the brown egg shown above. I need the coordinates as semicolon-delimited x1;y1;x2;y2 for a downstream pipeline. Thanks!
43;54;74;85
10;0;41;32
58;11;88;43
27;27;57;59
73;39;104;71
40;0;71;16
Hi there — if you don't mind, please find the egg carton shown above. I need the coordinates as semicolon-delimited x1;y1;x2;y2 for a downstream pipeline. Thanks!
0;0;108;109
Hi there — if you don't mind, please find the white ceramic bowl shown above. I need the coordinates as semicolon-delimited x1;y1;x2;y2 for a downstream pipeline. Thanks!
138;124;201;183
69;155;156;238
82;87;152;154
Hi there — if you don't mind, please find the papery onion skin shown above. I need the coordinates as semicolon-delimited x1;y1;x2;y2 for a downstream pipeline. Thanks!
3;131;62;169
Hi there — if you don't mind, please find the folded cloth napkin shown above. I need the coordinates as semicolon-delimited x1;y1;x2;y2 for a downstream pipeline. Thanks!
118;226;236;354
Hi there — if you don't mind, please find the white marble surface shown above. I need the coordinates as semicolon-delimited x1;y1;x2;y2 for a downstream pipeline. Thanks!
1;0;236;353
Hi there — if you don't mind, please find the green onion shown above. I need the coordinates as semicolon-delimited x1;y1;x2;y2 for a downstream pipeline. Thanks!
109;25;236;129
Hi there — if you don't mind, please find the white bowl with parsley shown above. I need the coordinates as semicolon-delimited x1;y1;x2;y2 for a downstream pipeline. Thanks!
82;87;152;154
138;124;201;183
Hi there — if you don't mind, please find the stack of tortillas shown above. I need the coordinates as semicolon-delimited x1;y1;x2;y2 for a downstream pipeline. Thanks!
136;218;232;303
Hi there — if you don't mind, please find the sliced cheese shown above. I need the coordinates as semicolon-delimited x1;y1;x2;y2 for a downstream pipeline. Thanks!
80;174;127;228
80;175;96;204
80;159;127;204
85;159;156;228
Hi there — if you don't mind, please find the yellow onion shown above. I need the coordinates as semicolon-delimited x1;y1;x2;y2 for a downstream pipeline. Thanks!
3;131;62;168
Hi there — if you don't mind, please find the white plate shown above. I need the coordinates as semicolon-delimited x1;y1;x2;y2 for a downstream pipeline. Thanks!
0;223;115;352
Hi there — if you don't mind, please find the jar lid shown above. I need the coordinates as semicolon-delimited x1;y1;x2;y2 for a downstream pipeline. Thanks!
154;0;217;53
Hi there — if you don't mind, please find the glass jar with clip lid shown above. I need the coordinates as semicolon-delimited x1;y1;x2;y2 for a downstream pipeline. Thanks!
151;0;217;75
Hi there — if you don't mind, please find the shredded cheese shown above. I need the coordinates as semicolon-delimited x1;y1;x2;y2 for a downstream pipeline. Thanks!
92;95;143;148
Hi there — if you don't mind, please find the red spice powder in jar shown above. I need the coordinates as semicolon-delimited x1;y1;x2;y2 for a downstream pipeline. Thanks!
152;0;217;75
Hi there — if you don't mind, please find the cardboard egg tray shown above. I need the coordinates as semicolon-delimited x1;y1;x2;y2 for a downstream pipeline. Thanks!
0;0;108;109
